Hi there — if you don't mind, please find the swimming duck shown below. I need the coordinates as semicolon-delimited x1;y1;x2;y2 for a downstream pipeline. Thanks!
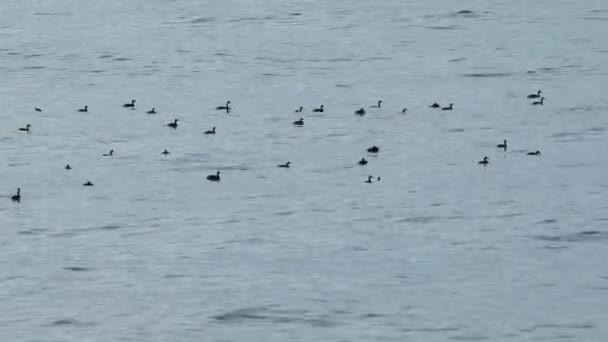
102;149;114;157
147;108;156;114
207;171;221;182
497;139;507;151
204;127;216;135
11;188;21;202
167;119;179;128
123;99;135;108
429;102;441;108
478;156;489;165
367;146;379;153
293;118;304;126
527;90;542;99
365;175;373;183
65;164;72;170
83;181;94;186
78;105;88;112
161;149;170;156
377;177;381;181
358;158;368;165
18;124;31;132
355;108;366;115
370;100;382;108
277;161;291;168
442;103;454;110
313;105;324;112
295;106;303;113
527;150;541;156
532;97;544;106
35;107;42;112
216;101;231;111
401;108;407;113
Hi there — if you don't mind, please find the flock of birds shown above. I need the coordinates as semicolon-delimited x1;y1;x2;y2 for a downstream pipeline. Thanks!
8;90;546;203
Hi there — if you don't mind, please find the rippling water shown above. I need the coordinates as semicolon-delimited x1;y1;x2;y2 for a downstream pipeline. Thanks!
2;0;608;341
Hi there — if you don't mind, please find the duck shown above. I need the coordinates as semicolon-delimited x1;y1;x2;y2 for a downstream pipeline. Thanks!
478;156;489;165
365;175;373;183
355;108;366;115
83;181;94;186
367;146;379;153
358;158;368;165
370;100;382;108
11;188;21;202
207;171;221;182
313;105;324;112
277;161;291;168
293;118;304;126
161;149;170;156
497;139;508;151
204;127;216;135
34;107;42;112
102;149;114;157
527;150;541;156
65;164;72;170
442;103;454;111
167;119;179;128
146;108;156;114
216;101;231;111
429;102;441;108
18;124;31;132
123;99;136;108
78;105;88;112
376;177;381;182
295;106;303;113
532;97;544;106
527;90;542;99
401;108;407;113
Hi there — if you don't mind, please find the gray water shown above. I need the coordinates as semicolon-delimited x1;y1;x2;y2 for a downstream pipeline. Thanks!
2;0;608;341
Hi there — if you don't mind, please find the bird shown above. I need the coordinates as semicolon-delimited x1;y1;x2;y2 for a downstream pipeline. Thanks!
367;146;379;153
527;150;541;156
358;158;368;165
295;106;303;113
123;99;135;108
204;127;216;135
365;175;373;183
313;105;324;112
102;149;114;157
65;164;72;170
355;108;366;115
34;107;42;112
442;103;454;111
146;108;156;114
207;171;221;182
161;149;170;156
167;119;178;128
401;108;407;113
370;100;382;108
277;161;291;168
527;90;542;99
18;124;31;132
78;105;88;112
216;101;231;111
83;181;94;186
11;188;21;202
497;139;508;151
532;97;544;106
293;118;304;126
376;177;381;181
429;102;441;108
478;156;489;165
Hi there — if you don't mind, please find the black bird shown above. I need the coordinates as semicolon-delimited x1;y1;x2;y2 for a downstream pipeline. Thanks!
102;149;114;157
293;118;304;126
497;139;508;151
207;171;221;182
11;188;21;202
216;101;231;111
161;149;170;156
147;108;156;114
442;103;454;110
123;99;135;108
377;177;381;181
295;106;303;113
18;124;31;132
65;164;72;170
429;102;441;108
478;156;489;165
78;105;88;112
313;105;324;112
278;161;291;168
527;150;541;156
401;108;407;113
367;146;379;153
204;127;216;135
35;107;42;112
167;119;178;128
527;90;542;99
358;158;368;165
83;181;94;186
355;108;366;115
370;100;382;108
532;97;544;106
365;175;373;183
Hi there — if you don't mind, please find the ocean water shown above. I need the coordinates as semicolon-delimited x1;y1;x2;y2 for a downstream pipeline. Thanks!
1;0;608;341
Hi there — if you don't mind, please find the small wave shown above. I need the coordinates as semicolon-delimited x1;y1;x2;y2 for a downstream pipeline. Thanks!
532;230;607;243
190;17;215;24
49;318;96;327
212;306;337;327
461;72;512;78
63;266;90;272
112;57;131;61
426;25;459;30
520;322;595;333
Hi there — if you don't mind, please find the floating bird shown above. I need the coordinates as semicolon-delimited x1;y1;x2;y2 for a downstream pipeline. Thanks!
293;118;304;126
161;149;170;156
365;175;373;183
358;158;368;165
478;156;489;165
78;105;88;112
147;108;156;114
377;177;381;181
367;146;379;153
429;102;441;108
355;108;366;115
497;139;508;151
83;181;94;186
216;101;231;111
207;171;221;182
18;124;31;132
401;108;407;113
527;90;542;99
123;99;136;108
102;149;114;157
65;164;72;170
167;119;179;128
370;100;382;108
313;105;324;112
527;150;541;156
295;106;303;113
532;97;544;106
277;161;291;168
11;188;21;202
204;127;216;135
35;107;42;112
442;103;454;111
